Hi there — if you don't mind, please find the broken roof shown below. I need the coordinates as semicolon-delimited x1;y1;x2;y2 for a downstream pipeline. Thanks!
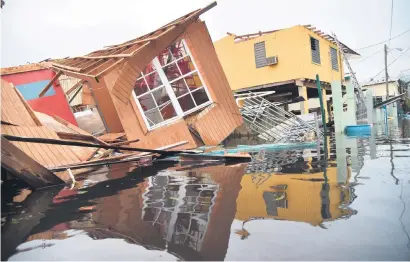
228;24;359;56
0;63;49;76
50;2;217;80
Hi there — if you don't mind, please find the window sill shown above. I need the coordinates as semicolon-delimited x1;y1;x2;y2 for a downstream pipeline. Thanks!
311;61;321;66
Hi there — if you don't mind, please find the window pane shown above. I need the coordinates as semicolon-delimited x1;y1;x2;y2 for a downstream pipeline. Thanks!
134;77;148;96
159;102;177;120
158;49;174;66
145;71;162;89
138;93;156;112
184;72;202;91
192;88;210;106
178;94;196;112
152;87;171;107
145;108;163;126
170;78;189;97
310;37;316;51
177;56;195;75
170;41;188;60
163;62;181;82
142;62;155;75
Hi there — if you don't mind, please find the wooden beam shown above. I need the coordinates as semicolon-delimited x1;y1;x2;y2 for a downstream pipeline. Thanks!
50;140;188;171
3;135;193;155
52;115;91;136
55;70;95;82
65;80;85;96
234;29;278;39
98;133;126;142
78;54;132;60
51;63;82;72
39;71;62;97
196;1;217;17
1;137;64;188
13;87;42;126
56;131;97;142
109;139;140;146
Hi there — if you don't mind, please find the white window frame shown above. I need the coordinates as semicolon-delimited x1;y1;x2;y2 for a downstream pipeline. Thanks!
132;39;213;131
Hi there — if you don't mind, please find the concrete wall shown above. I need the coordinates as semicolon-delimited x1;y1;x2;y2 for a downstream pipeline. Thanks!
214;25;344;91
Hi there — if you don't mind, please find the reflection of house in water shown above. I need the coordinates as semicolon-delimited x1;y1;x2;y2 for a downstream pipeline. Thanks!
142;173;218;255
21;163;246;261
236;165;357;227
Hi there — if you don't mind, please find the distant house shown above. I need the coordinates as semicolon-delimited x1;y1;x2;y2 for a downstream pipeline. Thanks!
49;2;242;149
214;25;359;119
1;63;78;126
362;80;400;104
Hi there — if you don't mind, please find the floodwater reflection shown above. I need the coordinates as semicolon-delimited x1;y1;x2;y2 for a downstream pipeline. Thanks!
2;120;410;260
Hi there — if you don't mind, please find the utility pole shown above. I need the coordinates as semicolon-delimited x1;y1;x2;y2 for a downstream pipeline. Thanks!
384;44;389;100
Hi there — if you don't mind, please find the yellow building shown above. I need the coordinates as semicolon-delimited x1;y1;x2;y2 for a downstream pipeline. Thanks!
214;25;359;116
235;165;356;227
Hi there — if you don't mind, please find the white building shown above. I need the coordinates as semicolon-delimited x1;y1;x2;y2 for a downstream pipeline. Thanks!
362;80;400;104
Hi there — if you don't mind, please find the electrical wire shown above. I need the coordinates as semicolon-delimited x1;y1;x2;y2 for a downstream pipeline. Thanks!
356;28;410;50
388;0;394;47
365;47;409;84
352;48;384;65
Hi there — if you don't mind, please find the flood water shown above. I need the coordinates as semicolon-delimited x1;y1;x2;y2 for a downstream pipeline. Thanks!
2;118;410;261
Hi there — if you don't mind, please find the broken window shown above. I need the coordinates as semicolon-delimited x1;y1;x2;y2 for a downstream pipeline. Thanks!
132;39;212;130
310;37;321;64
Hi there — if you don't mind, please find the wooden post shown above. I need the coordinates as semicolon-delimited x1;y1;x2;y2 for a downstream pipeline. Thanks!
39;71;62;97
1;137;64;188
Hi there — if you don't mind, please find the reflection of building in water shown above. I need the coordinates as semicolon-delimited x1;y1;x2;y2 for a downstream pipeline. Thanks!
236;165;357;227
246;149;305;174
142;173;219;253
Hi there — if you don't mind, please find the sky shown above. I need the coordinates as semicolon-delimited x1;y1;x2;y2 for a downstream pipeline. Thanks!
1;0;410;85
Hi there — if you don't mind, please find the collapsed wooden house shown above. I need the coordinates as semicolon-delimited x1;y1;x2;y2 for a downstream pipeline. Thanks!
47;1;242;150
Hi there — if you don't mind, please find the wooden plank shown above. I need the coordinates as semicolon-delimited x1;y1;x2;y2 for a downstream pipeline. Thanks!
1;137;64;188
80;54;132;59
13;87;42;126
51;63;82;72
41;127;83;164
25;126;61;167
3;135;194;155
39;71;62;97
98;133;126;142
109;139;140;146
57;131;98;143
52;115;91;136
49;140;188;171
10;126;47;165
65;80;85;96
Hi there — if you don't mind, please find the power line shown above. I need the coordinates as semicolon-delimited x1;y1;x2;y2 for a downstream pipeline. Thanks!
352;48;383;65
365;47;409;84
388;0;394;47
356;28;410;50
